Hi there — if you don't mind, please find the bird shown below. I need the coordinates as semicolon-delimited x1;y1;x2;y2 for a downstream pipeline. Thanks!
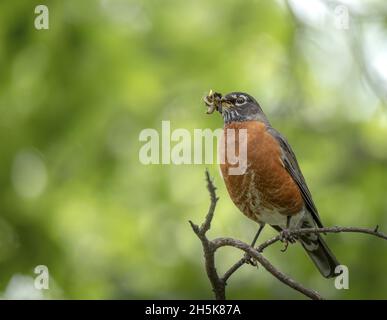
205;91;340;278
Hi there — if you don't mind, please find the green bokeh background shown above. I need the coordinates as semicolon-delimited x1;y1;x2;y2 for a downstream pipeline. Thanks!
0;0;386;299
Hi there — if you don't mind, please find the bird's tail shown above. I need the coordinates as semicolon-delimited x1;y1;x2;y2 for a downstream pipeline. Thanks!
299;220;340;278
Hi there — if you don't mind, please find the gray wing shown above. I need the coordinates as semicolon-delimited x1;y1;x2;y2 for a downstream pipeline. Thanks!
267;127;323;228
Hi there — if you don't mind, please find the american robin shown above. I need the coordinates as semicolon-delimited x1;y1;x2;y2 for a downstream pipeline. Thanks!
204;90;340;278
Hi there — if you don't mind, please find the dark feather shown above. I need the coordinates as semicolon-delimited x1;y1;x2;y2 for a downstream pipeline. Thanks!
267;127;340;277
267;127;323;228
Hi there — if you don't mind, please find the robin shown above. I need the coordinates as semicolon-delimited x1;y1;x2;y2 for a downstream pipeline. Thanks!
204;90;340;278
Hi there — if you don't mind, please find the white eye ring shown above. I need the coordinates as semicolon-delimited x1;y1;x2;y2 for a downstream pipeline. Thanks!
235;95;247;106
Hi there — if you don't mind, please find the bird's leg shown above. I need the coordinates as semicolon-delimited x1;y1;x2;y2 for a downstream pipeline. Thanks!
280;216;296;252
250;223;265;247
244;223;265;266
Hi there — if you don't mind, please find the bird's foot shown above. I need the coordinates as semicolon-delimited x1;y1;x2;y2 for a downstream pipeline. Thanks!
243;253;258;267
279;229;296;252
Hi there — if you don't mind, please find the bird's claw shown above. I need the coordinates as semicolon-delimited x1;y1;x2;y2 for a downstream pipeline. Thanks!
279;229;296;252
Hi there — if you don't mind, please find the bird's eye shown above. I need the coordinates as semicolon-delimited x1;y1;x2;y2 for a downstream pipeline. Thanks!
235;96;246;105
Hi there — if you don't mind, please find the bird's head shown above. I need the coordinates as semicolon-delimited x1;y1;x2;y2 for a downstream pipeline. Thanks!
204;91;268;124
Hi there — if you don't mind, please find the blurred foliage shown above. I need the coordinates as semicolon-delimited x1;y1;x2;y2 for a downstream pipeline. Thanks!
0;0;386;299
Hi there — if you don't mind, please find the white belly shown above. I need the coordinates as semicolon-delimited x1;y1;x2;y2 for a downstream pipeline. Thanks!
255;207;305;229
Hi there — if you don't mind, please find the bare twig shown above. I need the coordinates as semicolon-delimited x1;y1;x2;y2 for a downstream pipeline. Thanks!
256;226;387;253
222;258;246;284
212;237;323;300
190;170;387;300
189;169;223;299
200;169;219;234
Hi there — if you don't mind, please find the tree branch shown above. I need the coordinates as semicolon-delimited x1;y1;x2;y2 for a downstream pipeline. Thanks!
190;170;387;300
189;169;223;299
257;226;387;253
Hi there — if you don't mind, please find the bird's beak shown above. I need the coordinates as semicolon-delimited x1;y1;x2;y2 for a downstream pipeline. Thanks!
220;97;233;110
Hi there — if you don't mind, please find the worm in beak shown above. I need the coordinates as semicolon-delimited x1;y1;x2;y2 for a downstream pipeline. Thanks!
203;89;223;114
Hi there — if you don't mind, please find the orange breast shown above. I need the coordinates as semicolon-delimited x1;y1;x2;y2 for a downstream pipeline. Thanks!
220;121;304;222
